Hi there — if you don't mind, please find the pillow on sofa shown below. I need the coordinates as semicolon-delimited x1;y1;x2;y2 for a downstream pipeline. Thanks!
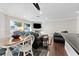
14;31;21;35
53;32;62;37
13;31;30;36
29;32;39;38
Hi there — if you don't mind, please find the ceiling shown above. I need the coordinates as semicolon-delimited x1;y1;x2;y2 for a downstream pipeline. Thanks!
39;3;79;20
0;3;39;20
0;3;79;21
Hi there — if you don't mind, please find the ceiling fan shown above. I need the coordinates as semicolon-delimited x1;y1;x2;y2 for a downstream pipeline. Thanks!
33;3;40;10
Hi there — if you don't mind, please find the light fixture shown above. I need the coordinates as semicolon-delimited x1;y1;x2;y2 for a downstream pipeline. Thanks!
76;11;79;13
39;11;42;15
45;17;47;20
33;3;40;10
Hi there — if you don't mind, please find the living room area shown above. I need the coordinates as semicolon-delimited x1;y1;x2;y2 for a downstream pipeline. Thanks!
0;3;79;56
0;4;51;55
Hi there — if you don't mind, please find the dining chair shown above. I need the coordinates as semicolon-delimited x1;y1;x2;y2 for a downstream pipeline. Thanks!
19;35;35;56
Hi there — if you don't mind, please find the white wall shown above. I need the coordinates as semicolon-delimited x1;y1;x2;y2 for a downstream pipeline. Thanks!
0;13;5;39
42;17;77;36
0;13;9;39
77;14;79;34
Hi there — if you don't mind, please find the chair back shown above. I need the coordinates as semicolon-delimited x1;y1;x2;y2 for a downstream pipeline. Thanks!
23;35;35;46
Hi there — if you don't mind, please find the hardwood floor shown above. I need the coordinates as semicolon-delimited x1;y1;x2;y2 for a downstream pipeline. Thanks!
33;48;48;56
33;37;68;56
48;39;68;56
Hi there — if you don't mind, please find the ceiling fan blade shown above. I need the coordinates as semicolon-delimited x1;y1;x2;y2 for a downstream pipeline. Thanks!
33;3;40;10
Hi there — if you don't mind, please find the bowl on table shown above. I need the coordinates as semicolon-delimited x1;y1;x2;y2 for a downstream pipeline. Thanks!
12;35;20;42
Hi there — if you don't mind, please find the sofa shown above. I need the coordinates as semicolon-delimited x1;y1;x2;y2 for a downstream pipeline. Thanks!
29;32;40;49
14;31;42;49
53;32;65;44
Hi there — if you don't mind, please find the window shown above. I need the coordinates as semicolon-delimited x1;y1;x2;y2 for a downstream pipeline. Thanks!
24;23;30;32
10;20;31;35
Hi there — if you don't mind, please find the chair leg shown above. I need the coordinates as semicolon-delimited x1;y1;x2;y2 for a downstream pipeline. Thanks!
31;49;33;56
18;51;20;56
5;48;12;56
23;52;26;56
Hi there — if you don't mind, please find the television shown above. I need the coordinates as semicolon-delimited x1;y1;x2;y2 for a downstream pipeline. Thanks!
33;23;41;29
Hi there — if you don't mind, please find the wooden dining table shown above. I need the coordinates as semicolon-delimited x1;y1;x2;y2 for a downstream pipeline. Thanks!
0;35;31;46
0;35;31;56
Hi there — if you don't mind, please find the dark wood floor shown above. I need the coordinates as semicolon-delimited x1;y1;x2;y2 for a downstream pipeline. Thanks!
33;37;68;56
48;39;68;56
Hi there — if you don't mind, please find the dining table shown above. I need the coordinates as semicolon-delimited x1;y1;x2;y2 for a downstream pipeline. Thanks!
0;35;32;56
